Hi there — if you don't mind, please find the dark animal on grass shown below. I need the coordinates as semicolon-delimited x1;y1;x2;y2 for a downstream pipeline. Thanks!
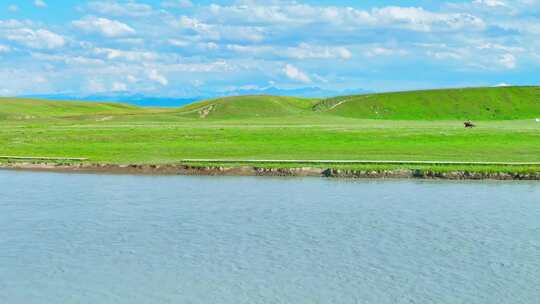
464;121;476;128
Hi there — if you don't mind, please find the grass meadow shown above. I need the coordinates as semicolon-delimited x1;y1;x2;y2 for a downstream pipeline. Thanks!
1;86;540;173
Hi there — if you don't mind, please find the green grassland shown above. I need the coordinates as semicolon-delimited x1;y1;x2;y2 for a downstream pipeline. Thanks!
1;86;540;174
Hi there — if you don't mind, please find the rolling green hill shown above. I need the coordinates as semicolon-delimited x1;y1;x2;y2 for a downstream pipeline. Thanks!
177;95;319;119
174;86;540;120
0;97;142;120
315;86;540;120
3;86;539;121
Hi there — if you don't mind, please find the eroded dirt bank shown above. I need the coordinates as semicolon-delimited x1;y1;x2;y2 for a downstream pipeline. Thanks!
1;162;540;180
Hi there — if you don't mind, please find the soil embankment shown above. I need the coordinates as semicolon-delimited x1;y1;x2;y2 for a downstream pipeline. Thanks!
1;162;540;180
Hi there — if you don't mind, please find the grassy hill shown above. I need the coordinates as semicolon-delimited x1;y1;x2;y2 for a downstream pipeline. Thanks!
3;86;539;121
175;86;540;120
0;97;142;121
177;95;319;119
315;86;540;120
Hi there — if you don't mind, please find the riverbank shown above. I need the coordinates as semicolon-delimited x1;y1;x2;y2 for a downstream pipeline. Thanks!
2;161;540;180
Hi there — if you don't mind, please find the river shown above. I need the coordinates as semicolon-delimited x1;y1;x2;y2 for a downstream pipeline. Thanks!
1;170;539;303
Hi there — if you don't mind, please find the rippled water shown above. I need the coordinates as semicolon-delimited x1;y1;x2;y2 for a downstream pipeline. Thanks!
1;170;539;303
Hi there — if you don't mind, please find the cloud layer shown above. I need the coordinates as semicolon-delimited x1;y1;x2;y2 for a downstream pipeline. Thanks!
0;0;539;97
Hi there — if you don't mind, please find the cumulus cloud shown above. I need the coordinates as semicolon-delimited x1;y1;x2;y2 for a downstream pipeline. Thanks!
170;15;264;42
168;39;191;47
86;1;153;17
73;16;136;37
427;50;463;60
0;19;25;28
6;28;65;49
498;53;516;69
111;81;128;91
172;16;220;40
286;43;352;60
0;45;11;53
30;52;106;66
365;47;408;57
147;69;168;86
86;79;107;93
166;61;233;73
34;0;47;8
94;48;158;61
162;0;193;8
204;3;485;32
127;75;138;83
226;44;271;54
1;0;539;96
283;64;311;83
371;6;485;32
473;0;507;7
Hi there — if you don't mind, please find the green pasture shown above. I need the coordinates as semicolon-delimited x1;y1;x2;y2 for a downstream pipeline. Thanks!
1;86;540;173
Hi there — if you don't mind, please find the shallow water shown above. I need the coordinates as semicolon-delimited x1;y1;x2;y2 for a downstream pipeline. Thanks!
1;170;539;304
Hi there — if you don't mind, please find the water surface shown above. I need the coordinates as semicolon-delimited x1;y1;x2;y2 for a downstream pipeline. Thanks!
1;171;539;303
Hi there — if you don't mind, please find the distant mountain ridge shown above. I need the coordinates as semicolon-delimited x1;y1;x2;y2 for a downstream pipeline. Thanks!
19;87;372;107
18;93;200;108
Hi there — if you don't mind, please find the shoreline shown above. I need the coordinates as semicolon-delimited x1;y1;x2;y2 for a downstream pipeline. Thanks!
2;162;540;180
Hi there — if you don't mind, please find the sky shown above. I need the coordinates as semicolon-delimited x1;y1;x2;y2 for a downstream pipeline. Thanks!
0;0;539;98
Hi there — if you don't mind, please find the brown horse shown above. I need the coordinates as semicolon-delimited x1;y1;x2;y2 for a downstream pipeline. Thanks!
464;121;476;128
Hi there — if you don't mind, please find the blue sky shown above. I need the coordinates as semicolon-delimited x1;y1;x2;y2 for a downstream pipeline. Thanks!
0;0;539;97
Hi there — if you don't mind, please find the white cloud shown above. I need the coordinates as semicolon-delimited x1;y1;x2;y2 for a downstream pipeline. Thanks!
116;38;145;45
86;79;107;93
7;5;18;12
0;20;24;28
6;28;65;49
494;82;511;86
286;43;352;60
477;42;524;53
200;42;219;50
420;40;523;70
225;43;353;60
336;48;353;60
226;44;271;54
30;52;106;66
176;15;210;31
0;88;12;96
204;3;485;32
498;53;516;69
111;82;128;91
94;48;158;62
473;0;507;7
372;6;486;32
33;75;48;84
87;1;153;17
127;75;138;83
172;16;220;40
171;15;264;42
147;69;168;86
73;16;136;37
166;61;233;73
34;0;47;8
283;64;311;83
427;50;463;60
0;45;11;53
364;47;408;57
168;39;191;47
162;0;193;8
